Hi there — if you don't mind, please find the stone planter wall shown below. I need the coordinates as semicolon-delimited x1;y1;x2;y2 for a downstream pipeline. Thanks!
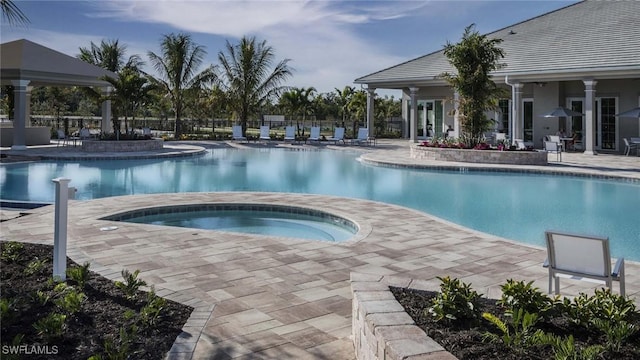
411;145;548;165
351;273;457;360
82;139;163;152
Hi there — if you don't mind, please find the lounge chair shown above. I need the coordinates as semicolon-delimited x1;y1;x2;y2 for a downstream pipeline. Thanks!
79;128;93;141
56;129;78;147
284;126;296;143
624;138;638;156
544;230;625;296
547;135;565;152
307;126;321;143
232;125;248;142
327;127;345;144
351;128;369;146
142;127;152;138
259;125;271;143
544;141;562;161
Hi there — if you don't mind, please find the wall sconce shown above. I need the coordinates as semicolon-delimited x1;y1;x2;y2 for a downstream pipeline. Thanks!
533;82;547;87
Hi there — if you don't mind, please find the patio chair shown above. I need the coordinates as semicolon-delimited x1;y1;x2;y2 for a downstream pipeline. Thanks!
79;128;93;141
351;128;369;146
544;141;562;161
307;126;321;143
547;135;565;152
142;127;152;137
231;125;248;142
514;139;526;150
56;129;78;146
624;138;638;156
259;125;271;143
327;127;345;144
284;126;296;143
544;230;625;296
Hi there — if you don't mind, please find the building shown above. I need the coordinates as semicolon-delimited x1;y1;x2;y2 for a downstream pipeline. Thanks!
354;1;640;154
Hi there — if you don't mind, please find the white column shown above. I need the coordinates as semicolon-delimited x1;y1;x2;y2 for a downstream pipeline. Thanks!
10;80;31;150
583;79;598;155
25;86;33;127
409;87;419;142
511;83;524;144
101;86;112;135
366;87;376;137
453;91;460;138
52;177;71;281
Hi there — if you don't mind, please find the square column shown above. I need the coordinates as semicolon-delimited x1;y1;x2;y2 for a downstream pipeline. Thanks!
366;88;376;137
583;80;597;155
10;80;31;150
101;86;112;135
409;87;419;142
453;91;460;138
511;83;524;144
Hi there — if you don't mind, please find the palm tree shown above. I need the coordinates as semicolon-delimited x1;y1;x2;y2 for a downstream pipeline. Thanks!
441;24;506;146
103;67;153;134
348;90;367;137
217;36;292;136
79;39;143;73
148;33;214;138
1;0;29;26
334;86;355;129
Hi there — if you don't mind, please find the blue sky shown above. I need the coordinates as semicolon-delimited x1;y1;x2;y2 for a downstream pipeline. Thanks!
2;1;577;96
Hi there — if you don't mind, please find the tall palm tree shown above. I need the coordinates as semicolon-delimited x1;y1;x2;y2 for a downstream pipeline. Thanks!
79;39;143;73
148;33;214;138
334;86;355;128
1;0;29;26
103;67;153;134
217;36;292;136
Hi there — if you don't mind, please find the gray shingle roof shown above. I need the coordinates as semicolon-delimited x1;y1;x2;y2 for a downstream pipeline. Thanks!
355;1;640;86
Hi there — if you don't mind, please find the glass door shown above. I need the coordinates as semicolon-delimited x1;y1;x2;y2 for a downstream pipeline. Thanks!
596;97;617;150
567;98;584;149
417;100;433;139
523;99;533;142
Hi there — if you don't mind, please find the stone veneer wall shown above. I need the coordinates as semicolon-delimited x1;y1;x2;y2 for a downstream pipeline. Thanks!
351;273;457;360
411;145;548;165
82;139;164;152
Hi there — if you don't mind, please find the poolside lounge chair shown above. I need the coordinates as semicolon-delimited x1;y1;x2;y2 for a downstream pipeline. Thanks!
56;129;78;146
307;126;321;143
351;128;369;146
284;126;296;143
232;125;248;142
327;127;345;144
544;141;562;161
624;138;638;156
259;125;271;143
544;230;625;296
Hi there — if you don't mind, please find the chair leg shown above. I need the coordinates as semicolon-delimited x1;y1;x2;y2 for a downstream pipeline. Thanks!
554;277;560;295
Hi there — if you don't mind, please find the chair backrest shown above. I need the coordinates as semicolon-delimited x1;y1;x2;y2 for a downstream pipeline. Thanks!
548;135;561;143
57;129;65;139
545;231;610;277
545;141;559;152
142;127;151;136
357;128;368;140
260;125;270;137
285;126;295;138
495;133;506;141
309;126;320;139
624;138;631;146
333;127;345;139
80;128;91;139
232;125;243;137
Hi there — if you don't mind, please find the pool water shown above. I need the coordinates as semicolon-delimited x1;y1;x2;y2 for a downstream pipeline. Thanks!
1;148;639;260
121;209;355;242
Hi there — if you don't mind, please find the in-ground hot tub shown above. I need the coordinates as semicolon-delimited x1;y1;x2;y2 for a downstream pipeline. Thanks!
101;203;358;242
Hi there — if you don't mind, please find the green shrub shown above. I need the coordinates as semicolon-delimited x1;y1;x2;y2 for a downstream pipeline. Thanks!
66;261;91;289
89;325;139;360
562;288;637;326
0;298;15;323
115;269;147;300
427;276;482;323
1;241;24;262
482;308;545;355
33;312;66;341
498;279;558;318
592;318;637;354
24;257;47;276
538;333;604;360
53;288;86;314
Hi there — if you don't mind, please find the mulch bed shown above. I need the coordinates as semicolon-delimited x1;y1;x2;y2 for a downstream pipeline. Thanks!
1;241;192;359
390;286;640;360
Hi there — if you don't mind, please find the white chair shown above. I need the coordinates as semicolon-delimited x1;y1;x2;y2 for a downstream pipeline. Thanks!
231;125;247;142
327;127;345;144
259;125;271;142
307;126;321;143
545;141;562;161
624;138;638;156
547;135;564;152
79;128;92;141
142;127;152;137
495;132;506;143
544;230;625;296
56;129;67;146
351;128;369;145
514;139;526;150
284;126;296;143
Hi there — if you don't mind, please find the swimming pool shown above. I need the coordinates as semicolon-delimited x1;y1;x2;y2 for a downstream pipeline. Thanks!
1;148;639;260
102;204;357;242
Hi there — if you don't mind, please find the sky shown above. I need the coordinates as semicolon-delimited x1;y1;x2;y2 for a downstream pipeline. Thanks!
2;0;578;97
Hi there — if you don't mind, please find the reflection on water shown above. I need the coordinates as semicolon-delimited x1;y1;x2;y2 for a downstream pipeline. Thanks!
1;148;639;260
